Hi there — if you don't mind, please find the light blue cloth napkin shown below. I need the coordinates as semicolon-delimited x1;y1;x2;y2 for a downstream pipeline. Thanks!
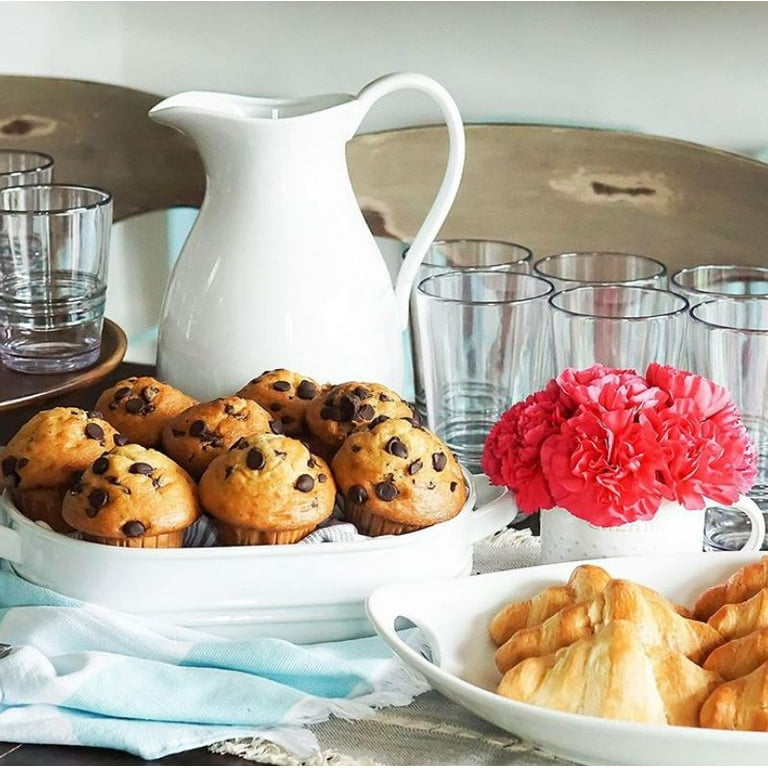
0;564;429;760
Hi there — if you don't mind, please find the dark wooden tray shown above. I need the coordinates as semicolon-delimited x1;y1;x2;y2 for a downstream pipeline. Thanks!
0;318;127;413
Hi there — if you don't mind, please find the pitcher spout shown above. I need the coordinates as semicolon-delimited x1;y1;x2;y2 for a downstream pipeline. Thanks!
149;91;247;134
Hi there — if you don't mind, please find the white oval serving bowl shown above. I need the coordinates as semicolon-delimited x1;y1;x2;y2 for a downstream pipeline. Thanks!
0;473;516;644
366;551;768;765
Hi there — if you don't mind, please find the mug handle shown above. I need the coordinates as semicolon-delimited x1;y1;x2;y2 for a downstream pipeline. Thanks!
707;494;766;551
354;73;466;329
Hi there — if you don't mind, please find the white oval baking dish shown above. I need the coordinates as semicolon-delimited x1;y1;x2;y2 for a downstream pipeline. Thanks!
0;474;517;644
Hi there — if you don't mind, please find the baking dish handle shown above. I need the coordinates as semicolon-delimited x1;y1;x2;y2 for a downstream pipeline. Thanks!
468;487;518;543
366;588;442;673
0;523;21;564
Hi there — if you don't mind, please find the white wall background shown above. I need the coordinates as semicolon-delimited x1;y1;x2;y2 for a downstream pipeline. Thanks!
3;1;767;155
1;0;766;360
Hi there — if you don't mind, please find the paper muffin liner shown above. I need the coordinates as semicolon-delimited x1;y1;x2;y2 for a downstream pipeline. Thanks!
12;487;73;534
83;530;186;548
216;521;318;546
342;502;422;537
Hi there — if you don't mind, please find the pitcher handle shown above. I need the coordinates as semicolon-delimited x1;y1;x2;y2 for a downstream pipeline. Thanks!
355;73;465;329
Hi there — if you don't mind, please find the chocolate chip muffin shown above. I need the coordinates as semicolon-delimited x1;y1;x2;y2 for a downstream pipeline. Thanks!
161;396;277;478
61;444;200;548
94;376;198;448
199;433;336;545
331;417;467;536
237;369;322;437
0;407;121;533
305;381;414;458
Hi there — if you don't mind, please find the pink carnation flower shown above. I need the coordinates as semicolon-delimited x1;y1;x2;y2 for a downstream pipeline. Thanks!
557;365;668;412
482;364;757;527
540;407;670;526
482;380;574;513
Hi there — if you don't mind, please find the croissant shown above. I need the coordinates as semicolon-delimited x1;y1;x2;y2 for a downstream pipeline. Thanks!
498;620;722;727
489;564;611;646
693;556;768;621
703;627;768;681
708;587;768;641
700;659;768;731
495;579;722;673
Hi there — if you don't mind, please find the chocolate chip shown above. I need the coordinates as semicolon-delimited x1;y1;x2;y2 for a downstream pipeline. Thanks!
125;398;145;414
141;386;159;402
353;386;371;399
408;409;423;427
114;434;128;446
320;406;335;420
307;457;316;468
122;520;146;537
348;485;368;505
450;481;458;492
338;395;357;422
84;423;104;440
427;480;437;490
351;444;362;453
295;474;314;492
318;473;327;483
270;403;282;412
379;392;393;402
375;481;398;501
87;410;103;419
246;448;266;470
129;462;153;475
224;465;234;479
1;456;17;476
272;380;291;392
432;452;447;471
296;380;317;400
386;437;408;459
269;420;284;435
91;457;109;474
357;404;375;421
114;386;131;401
368;415;389;430
224;403;235;415
408;459;423;475
189;420;206;437
88;488;109;510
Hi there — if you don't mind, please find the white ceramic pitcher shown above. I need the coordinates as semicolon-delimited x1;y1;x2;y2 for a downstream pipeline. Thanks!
149;73;465;399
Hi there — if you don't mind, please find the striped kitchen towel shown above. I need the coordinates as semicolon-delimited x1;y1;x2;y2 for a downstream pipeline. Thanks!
0;564;429;760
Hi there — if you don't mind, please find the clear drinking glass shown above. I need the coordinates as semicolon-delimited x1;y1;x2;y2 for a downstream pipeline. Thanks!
0;184;113;373
671;264;768;305
0;151;55;271
689;297;768;550
415;270;554;473
533;251;667;291
0;150;54;189
409;239;532;419
549;285;689;372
